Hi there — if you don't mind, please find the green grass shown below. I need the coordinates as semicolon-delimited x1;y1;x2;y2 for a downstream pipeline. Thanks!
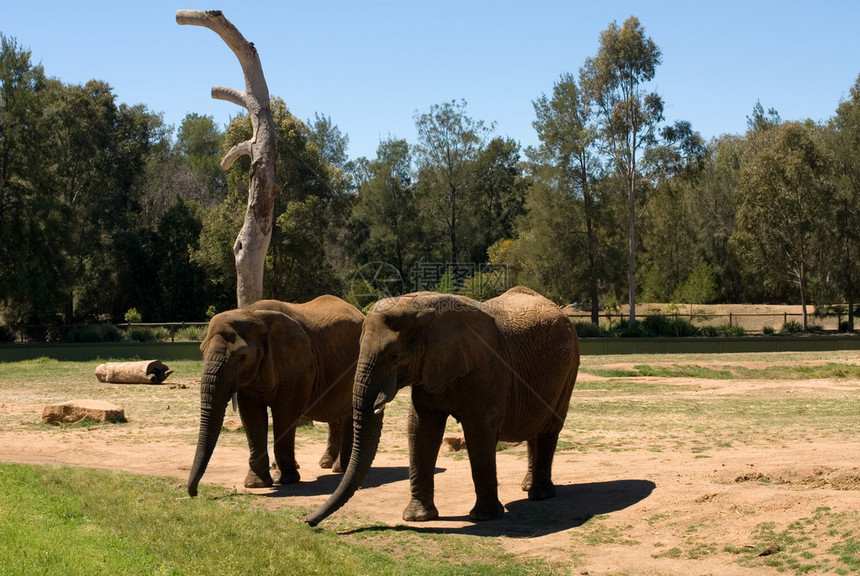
720;507;860;574
0;463;551;576
582;362;860;380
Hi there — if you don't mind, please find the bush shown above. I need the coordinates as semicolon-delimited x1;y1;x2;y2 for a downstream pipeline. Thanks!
608;320;652;338
124;326;169;342
174;326;207;341
124;308;142;323
779;320;804;334
699;323;746;337
762;325;775;335
620;315;699;337
66;323;123;343
573;321;609;338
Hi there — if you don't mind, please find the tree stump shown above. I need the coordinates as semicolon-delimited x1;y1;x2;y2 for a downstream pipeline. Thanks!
94;360;172;384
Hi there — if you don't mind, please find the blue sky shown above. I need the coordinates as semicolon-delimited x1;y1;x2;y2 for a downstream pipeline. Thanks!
2;1;858;161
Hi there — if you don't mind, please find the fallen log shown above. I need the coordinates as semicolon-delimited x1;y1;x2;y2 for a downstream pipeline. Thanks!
95;360;172;384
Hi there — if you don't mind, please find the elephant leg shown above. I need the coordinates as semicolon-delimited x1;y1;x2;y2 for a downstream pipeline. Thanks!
333;415;353;473
319;420;341;470
462;422;505;521
272;412;300;484
522;432;558;500
403;403;446;522
239;400;273;488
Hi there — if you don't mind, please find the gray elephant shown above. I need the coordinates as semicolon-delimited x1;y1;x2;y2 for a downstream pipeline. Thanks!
187;295;364;497
306;286;580;525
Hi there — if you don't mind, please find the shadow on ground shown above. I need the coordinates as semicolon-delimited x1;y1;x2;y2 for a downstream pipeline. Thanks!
339;479;656;538
262;465;440;498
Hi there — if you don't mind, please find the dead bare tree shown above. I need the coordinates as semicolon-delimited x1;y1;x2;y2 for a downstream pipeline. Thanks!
176;10;279;307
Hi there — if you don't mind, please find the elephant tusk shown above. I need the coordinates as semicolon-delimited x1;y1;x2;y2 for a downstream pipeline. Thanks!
372;390;393;415
231;392;238;412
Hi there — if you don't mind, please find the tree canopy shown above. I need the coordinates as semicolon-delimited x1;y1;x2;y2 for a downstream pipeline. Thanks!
1;28;859;336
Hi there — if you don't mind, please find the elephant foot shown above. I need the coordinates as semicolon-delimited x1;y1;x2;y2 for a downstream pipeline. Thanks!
244;469;274;489
469;499;505;521
403;499;439;522
275;468;301;485
527;479;556;501
331;458;344;474
319;453;335;469
521;471;533;492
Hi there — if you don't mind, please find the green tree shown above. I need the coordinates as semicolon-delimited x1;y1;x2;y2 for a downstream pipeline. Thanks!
0;36;68;324
414;99;492;262
581;16;664;324
53;80;166;321
529;72;604;320
639;121;706;302
175;112;226;201
826;74;860;331
349;138;420;282
732;121;834;330
463;136;528;262
689;136;747;302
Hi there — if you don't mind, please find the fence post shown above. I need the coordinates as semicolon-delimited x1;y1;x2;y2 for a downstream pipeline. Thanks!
729;313;733;327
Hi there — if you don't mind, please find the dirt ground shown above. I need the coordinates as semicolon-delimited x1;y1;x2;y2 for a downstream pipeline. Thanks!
2;352;860;575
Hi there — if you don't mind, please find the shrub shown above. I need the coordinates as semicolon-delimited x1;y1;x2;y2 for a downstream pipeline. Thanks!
700;323;746;337
124;308;142;323
762;325;775;335
779;320;804;334
66;323;123;343
124;326;169;342
573;321;609;338
638;315;699;337
174;326;207;341
609;320;652;338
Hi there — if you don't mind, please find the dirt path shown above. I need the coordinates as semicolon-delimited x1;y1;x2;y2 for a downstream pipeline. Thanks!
2;358;860;575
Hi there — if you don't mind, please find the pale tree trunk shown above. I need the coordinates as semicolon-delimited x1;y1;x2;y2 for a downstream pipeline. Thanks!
176;10;279;307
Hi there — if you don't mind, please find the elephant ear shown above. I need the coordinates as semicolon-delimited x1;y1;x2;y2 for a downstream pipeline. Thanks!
420;301;499;395
256;310;314;393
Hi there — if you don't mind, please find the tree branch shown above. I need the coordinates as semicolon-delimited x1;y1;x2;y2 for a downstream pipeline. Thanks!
221;141;253;170
211;86;247;108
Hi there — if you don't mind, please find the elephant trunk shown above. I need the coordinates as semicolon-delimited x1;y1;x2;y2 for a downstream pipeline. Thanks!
305;356;389;526
187;359;230;497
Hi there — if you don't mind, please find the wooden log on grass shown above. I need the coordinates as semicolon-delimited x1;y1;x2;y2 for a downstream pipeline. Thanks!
95;360;172;384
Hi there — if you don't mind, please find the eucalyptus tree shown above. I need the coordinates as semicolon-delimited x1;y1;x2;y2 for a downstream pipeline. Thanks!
581;16;663;324
732;121;834;330
349;138;420;282
529;72;605;320
639;120;706;302
0;35;68;323
464;136;528;263
413;99;492;263
175;112;227;202
826;74;860;331
689;135;746;302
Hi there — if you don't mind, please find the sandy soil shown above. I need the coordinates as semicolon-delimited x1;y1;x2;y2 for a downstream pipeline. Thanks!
2;359;860;575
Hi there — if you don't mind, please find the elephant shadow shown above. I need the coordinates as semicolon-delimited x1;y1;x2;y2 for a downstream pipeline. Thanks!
343;479;656;538
264;466;446;498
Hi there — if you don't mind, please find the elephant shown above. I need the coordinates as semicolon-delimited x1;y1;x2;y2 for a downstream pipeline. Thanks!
187;295;364;497
306;286;580;525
